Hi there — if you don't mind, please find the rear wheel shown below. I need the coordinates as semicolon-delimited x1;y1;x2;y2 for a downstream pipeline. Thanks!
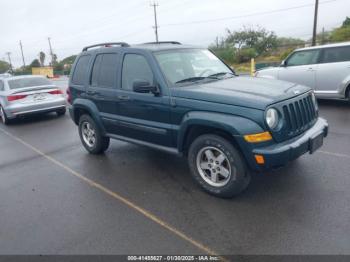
56;107;66;116
188;134;251;198
78;114;110;154
0;105;10;125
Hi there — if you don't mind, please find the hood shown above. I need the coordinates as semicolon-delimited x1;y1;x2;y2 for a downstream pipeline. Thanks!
171;76;310;110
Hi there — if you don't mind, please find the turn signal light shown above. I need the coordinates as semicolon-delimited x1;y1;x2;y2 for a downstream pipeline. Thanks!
254;155;265;164
244;132;272;143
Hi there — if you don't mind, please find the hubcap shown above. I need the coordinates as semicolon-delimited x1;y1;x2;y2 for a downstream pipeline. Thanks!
81;121;96;147
196;146;234;187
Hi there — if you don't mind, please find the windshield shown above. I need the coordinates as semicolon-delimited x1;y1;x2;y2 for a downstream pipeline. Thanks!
154;49;234;85
8;77;53;90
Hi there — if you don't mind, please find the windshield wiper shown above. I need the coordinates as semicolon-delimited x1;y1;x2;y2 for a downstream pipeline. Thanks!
175;77;207;84
208;72;235;79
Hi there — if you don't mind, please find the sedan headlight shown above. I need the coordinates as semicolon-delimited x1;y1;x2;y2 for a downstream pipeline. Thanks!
311;92;318;111
266;108;279;129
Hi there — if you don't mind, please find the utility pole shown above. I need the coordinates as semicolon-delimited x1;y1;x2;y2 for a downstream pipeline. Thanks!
312;0;319;46
19;40;26;68
150;2;159;43
48;37;54;66
6;52;13;73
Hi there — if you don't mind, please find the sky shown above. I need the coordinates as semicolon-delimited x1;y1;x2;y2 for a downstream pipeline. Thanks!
1;0;349;68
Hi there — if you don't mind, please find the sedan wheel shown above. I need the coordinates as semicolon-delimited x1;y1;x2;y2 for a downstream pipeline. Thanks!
0;106;9;125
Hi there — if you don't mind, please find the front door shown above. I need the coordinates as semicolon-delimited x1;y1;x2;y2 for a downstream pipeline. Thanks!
278;49;321;90
114;52;173;147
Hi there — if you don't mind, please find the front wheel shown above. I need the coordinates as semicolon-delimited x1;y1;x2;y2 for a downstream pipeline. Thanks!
78;114;110;154
188;134;250;198
0;106;10;125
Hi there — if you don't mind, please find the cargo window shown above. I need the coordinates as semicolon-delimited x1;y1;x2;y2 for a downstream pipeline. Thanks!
286;50;320;66
321;46;350;63
72;55;91;85
122;54;153;91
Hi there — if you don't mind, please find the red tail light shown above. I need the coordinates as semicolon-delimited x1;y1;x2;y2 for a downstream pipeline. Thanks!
66;87;72;104
7;95;27;101
48;90;63;95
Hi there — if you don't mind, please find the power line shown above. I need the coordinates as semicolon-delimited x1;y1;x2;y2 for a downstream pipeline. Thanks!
160;0;338;27
150;1;159;42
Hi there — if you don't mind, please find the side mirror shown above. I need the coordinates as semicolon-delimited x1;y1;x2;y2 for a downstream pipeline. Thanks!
133;80;159;95
280;60;287;67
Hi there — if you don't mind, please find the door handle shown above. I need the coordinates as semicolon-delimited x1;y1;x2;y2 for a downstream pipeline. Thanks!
86;90;97;95
117;95;130;101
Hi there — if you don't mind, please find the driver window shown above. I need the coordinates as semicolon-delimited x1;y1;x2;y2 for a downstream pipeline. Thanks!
122;54;153;91
286;50;320;66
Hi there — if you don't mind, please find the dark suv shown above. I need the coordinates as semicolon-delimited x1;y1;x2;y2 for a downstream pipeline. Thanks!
68;41;328;198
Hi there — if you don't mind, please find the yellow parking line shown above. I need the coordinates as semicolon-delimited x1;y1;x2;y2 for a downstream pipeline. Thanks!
0;127;223;259
318;150;350;159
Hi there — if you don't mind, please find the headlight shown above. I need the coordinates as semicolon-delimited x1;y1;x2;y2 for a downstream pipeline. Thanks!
266;108;279;129
311;92;318;111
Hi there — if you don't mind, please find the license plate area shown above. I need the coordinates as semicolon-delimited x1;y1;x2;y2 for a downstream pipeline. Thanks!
309;132;324;154
32;93;48;101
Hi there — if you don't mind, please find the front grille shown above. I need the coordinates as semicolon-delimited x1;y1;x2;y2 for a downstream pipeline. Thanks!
282;93;317;137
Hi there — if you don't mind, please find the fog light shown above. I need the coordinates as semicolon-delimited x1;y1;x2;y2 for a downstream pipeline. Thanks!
255;155;265;164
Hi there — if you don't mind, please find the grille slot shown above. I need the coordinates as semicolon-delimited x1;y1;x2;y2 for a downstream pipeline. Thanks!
282;93;317;137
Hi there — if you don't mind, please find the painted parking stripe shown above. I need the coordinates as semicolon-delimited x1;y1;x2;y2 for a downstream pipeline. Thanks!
318;150;350;159
0;127;223;259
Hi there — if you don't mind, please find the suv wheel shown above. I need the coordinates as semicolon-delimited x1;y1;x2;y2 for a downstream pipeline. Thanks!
188;134;250;198
56;107;66;117
0;105;10;125
78;114;110;154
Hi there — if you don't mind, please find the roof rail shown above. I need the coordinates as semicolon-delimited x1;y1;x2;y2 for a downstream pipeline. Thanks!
143;41;181;45
82;42;130;51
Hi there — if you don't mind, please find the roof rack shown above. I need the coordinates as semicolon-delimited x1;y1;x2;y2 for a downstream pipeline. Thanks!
143;41;181;45
82;42;130;51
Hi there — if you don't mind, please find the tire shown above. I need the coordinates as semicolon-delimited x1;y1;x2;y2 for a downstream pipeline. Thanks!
0;105;10;125
188;134;251;198
78;114;110;154
56;107;66;116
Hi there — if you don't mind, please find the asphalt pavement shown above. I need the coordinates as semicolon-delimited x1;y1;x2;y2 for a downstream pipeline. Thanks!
0;78;349;255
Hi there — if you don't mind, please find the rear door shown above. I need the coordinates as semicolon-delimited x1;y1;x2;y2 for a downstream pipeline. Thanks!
278;49;321;89
86;52;120;133
315;45;350;97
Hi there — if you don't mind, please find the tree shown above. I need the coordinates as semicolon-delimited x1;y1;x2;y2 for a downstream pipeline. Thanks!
225;26;278;55
30;59;41;68
342;17;350;28
0;60;10;73
39;51;46;67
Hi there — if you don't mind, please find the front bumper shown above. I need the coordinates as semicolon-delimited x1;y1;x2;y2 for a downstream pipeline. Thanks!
250;117;328;171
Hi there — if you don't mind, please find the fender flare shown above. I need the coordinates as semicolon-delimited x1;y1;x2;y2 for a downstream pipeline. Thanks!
177;111;264;152
71;99;106;135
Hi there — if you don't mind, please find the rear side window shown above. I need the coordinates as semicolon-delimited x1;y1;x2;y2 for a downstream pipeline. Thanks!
122;54;153;90
287;50;320;66
321;46;350;63
90;53;118;88
0;80;4;91
72;55;91;85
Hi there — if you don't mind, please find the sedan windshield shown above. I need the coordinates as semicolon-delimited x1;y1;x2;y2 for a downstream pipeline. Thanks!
8;77;52;90
154;49;234;85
